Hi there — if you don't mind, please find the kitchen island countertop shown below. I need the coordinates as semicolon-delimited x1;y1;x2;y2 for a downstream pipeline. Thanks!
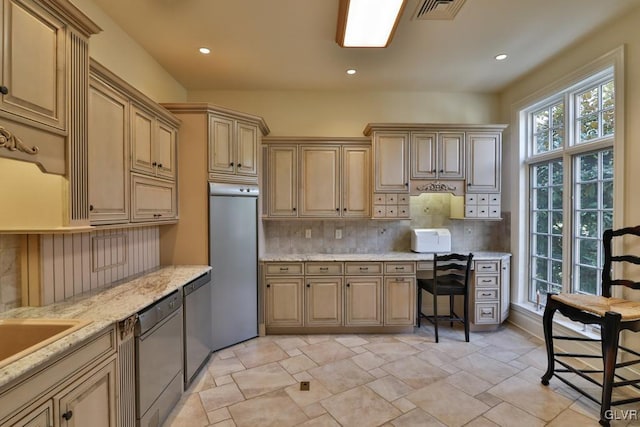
0;265;211;389
260;251;510;262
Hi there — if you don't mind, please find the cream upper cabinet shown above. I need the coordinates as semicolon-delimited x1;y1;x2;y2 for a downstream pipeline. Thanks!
410;132;436;179
299;145;340;217
342;146;371;218
88;76;129;225
266;145;298;217
0;0;65;130
208;113;261;183
208;115;234;174
373;132;409;193
131;104;176;180
411;132;464;180
466;132;501;193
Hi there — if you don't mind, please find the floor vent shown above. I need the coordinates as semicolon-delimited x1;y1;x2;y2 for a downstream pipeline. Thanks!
413;0;466;20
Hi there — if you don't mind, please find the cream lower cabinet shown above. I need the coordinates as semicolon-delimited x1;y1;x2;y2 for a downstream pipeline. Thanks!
0;327;117;427
264;261;413;331
305;277;343;326
265;276;304;327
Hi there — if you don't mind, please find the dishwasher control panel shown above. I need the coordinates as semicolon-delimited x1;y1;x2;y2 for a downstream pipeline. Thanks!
136;290;182;336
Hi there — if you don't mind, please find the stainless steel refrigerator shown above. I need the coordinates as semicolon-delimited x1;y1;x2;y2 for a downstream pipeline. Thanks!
209;182;258;351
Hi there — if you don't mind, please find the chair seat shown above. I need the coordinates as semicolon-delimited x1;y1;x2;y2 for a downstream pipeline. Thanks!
551;293;640;321
418;274;466;295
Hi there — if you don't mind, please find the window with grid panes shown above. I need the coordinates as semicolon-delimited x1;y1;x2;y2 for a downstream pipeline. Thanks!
525;71;615;303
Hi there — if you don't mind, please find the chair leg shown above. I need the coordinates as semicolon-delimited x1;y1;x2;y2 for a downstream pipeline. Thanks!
449;295;454;327
599;311;622;426
541;295;559;386
463;290;469;343
433;291;439;343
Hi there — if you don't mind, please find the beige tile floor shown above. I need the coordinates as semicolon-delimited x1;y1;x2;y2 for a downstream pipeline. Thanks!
164;324;640;427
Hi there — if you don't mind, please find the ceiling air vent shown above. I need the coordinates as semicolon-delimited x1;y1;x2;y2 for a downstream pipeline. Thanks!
413;0;466;20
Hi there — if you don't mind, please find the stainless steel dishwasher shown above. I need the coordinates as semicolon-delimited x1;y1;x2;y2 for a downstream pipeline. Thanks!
183;271;212;388
135;290;183;427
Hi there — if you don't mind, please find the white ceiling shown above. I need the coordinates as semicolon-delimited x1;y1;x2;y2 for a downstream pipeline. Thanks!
91;0;640;93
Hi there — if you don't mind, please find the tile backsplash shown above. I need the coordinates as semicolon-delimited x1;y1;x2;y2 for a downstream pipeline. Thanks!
0;235;21;312
263;193;510;254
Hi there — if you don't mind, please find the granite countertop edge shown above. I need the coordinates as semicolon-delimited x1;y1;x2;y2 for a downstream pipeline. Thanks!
0;265;211;390
260;251;511;262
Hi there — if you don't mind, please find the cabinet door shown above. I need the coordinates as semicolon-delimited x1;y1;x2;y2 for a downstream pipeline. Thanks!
265;277;303;327
439;132;465;179
410;132;437;179
299;146;340;217
88;78;129;224
305;277;343;326
57;359;117;427
466;132;501;193
384;276;416;325
1;0;66;130
342;146;371;218
501;258;510;322
236;121;258;177
5;400;53;427
130;174;177;222
130;105;155;174
374;132;409;192
345;276;382;326
267;146;298;217
208;115;234;174
155;119;177;180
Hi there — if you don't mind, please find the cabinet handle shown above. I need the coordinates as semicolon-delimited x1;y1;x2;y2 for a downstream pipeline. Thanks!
404;182;409;187
237;163;242;167
279;267;289;271
343;208;347;211
439;169;443;173
432;169;436;173
152;161;157;167
467;183;471;187
395;266;405;270
0;86;8;95
320;267;328;271
230;162;234;166
359;267;369;271
62;410;73;421
481;292;492;296
157;163;163;168
481;266;492;269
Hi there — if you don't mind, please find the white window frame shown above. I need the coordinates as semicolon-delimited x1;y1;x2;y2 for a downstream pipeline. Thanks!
510;46;625;313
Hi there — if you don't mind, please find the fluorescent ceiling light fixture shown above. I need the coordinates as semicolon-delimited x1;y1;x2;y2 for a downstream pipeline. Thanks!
199;47;211;54
346;68;357;75
495;53;508;61
336;0;406;48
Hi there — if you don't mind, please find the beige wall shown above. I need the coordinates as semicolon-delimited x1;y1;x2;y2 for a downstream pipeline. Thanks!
188;90;500;137
71;0;187;103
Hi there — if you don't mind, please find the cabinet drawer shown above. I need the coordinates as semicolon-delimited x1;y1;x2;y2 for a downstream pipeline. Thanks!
305;262;343;275
476;206;489;218
488;206;501;218
416;261;433;271
475;261;499;273
465;206;478;217
476;288;498;300
265;263;304;275
489;194;500;205
397;205;410;218
384;262;416;275
465;194;477;205
130;174;177;222
385;194;397;204
345;262;383;275
475;303;499;324
476;194;489;205
385;206;397;217
373;194;386;205
475;275;498;287
397;195;410;204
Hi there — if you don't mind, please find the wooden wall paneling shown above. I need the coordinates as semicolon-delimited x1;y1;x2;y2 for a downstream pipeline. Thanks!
41;235;54;305
52;235;64;302
63;234;74;299
80;233;91;294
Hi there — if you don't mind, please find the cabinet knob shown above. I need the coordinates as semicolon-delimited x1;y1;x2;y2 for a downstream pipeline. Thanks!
230;162;234;166
439;169;444;173
432;169;436;173
404;182;408;187
343;208;347;211
467;182;471;187
0;86;8;95
152;161;157;167
266;284;271;288
62;410;73;421
306;283;310;287
157;163;163;168
237;163;242;167
336;208;339;211
346;283;350;287
292;207;296;212
89;204;94;211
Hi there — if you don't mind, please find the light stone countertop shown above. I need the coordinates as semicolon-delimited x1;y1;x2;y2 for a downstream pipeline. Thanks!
0;265;211;389
260;251;510;262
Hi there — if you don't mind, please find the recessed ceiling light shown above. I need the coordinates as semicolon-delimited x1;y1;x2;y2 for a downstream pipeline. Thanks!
346;69;357;75
199;47;211;54
495;53;508;61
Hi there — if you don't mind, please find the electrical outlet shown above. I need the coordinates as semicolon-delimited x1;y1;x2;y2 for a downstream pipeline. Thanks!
305;229;312;239
335;228;342;239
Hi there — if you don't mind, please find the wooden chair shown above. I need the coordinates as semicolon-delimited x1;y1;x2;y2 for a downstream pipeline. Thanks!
541;226;640;426
417;253;473;343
